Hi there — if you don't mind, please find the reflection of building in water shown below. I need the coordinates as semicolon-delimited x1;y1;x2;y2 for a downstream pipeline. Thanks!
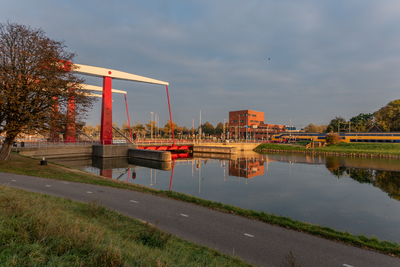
229;158;265;178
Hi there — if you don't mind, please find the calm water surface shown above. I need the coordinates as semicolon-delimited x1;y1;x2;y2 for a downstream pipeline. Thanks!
54;151;400;243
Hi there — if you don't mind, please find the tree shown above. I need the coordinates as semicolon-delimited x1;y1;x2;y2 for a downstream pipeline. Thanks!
93;123;101;138
112;122;120;137
304;123;319;132
374;99;400;131
215;122;224;135
201;122;215;135
120;120;132;136
325;117;348;133
304;123;328;133
349;113;373;132
145;120;156;137
162;120;178;138
82;123;94;136
182;126;189;135
133;121;145;138
0;21;94;161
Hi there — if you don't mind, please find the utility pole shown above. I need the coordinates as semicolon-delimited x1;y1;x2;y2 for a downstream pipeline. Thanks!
157;113;160;138
238;114;241;142
151;112;153;140
223;118;226;141
197;110;202;144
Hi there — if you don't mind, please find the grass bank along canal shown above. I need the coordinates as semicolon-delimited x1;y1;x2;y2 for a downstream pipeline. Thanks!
51;151;400;244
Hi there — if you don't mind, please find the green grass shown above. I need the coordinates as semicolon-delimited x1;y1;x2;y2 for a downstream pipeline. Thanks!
295;140;311;146
255;143;308;151
0;184;250;266
256;142;400;156
315;142;400;155
1;153;400;257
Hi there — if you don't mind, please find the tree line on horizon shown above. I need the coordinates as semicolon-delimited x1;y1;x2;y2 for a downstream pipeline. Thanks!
82;120;229;139
304;99;400;133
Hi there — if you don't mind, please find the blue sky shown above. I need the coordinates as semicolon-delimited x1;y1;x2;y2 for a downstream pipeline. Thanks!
2;0;400;129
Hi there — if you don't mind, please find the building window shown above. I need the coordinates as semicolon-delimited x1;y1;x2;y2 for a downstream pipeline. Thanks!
255;121;259;123
250;120;254;122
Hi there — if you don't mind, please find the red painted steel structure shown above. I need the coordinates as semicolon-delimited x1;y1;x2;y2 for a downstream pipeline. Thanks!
166;85;175;146
70;63;170;146
100;76;113;145
169;160;175;191
137;145;192;151
65;88;76;143
124;94;133;142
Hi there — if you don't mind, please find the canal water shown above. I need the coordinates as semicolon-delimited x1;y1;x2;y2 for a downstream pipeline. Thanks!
53;151;400;243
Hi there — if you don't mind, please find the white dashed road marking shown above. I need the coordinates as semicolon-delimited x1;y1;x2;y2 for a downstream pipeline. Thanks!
343;264;354;267
244;233;254;238
181;214;189;217
130;200;139;203
11;180;16;182
46;185;51;187
86;191;93;194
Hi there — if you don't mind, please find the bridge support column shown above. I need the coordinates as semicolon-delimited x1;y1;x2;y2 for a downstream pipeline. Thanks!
100;76;113;145
65;88;76;143
50;96;60;142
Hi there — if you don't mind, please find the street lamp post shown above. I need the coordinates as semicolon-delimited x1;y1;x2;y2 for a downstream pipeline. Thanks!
154;113;157;140
196;110;202;144
151;112;153;140
238;114;241;142
157;113;160;138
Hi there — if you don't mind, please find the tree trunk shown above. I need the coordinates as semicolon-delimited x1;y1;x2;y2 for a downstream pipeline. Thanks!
0;137;15;161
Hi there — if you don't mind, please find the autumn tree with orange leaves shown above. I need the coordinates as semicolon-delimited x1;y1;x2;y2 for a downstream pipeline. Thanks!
0;21;95;161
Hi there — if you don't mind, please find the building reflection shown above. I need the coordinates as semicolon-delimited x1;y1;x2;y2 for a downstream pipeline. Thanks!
261;153;400;201
229;157;265;179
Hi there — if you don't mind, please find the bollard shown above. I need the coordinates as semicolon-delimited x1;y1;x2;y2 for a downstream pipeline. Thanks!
40;157;47;166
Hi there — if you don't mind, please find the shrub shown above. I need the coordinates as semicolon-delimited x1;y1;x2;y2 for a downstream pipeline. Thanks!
326;133;341;144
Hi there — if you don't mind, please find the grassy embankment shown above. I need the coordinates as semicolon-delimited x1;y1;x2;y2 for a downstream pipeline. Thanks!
255;142;400;157
0;185;250;266
1;153;400;258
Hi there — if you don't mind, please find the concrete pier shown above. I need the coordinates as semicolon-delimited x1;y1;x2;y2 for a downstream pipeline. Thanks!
192;146;237;154
192;152;237;160
93;144;137;158
128;149;171;162
128;157;172;170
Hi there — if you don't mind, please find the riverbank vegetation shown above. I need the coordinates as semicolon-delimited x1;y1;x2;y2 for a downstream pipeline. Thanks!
0;183;250;266
256;142;400;157
1;153;400;257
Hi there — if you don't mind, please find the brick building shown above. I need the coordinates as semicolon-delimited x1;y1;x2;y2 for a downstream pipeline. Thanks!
228;110;286;140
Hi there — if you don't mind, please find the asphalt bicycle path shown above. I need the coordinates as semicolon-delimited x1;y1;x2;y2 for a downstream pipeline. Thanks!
1;172;399;267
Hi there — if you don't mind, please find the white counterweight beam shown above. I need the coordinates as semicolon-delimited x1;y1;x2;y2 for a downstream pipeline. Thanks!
73;64;169;86
80;84;127;94
84;92;114;101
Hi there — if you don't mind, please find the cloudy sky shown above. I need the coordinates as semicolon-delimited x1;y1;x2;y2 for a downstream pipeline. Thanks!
2;0;400;130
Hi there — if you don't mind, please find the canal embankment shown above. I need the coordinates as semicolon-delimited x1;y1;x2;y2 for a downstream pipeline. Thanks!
255;142;400;159
13;145;93;159
12;142;257;162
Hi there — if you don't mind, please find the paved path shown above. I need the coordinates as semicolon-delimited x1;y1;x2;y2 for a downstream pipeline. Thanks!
1;172;399;267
